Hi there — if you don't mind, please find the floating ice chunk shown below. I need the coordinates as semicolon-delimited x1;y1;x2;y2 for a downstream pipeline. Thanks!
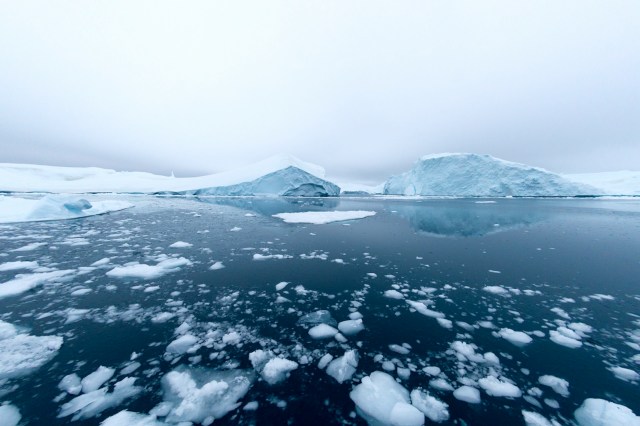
384;290;404;300
275;281;288;291
107;257;192;280
338;319;364;336
298;310;337;327
209;261;225;270
429;379;454;392
261;358;298;385
252;253;293;261
609;366;639;382
0;326;63;379
423;366;441;377
549;330;582;348
58;377;142;421
230;227;242;232
243;401;259;411
272;210;376;224
101;410;165;426
120;362;141;375
161;367;253;424
522;410;560;426
91;258;111;267
410;389;449;423
222;331;241;345
350;371;424;426
318;354;334;369
0;269;75;299
588;294;615;301
498;328;533;346
389;344;410;355
326;350;358;383
169;241;192;248
437;318;453;329
151;312;175;323
568;322;593;335
166;334;198;355
478;376;522;398
11;242;48;252
308;324;339;339
406;300;445;319
59;373;82;395
82;366;116;393
538;375;570;397
551;307;571;320
453;386;481;404
0;261;39;272
0;404;21;426
483;286;509;295
574;398;640;426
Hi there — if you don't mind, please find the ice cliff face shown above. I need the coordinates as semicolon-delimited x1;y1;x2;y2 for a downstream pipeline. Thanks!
178;166;340;197
384;153;597;197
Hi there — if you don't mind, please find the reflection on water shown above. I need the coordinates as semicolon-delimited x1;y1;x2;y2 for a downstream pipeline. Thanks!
194;196;341;217
391;200;547;237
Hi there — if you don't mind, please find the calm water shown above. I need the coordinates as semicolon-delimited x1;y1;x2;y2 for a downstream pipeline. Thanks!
1;196;639;425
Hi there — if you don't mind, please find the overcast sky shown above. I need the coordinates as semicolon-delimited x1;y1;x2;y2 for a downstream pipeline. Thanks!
1;1;638;183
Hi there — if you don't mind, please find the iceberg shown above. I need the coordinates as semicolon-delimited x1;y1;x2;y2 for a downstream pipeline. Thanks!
0;155;340;196
564;170;640;195
383;153;598;197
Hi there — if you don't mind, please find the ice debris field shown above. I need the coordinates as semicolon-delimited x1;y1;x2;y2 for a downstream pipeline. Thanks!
0;196;639;425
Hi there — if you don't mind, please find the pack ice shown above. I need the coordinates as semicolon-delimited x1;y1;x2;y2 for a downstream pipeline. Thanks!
383;153;598;197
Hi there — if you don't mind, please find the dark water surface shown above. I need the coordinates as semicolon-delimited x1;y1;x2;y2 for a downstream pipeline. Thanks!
1;197;639;425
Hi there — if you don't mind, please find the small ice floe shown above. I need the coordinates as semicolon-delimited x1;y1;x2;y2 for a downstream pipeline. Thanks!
106;257;192;280
410;389;449;423
488;270;501;274
337;319;364;336
275;281;288;291
574;398;639;425
550;307;571;320
549;327;584;349
166;334;199;356
350;371;424;426
101;410;164;426
169;241;192;248
59;373;82;395
11;242;48;252
497;328;533;346
272;210;376;225
483;286;510;296
230;227;242;232
252;253;293;261
522;410;561;426
209;261;225;270
0;261;39;272
249;350;298;385
326;350;358;383
389;344;411;355
81;366;115;393
453;386;481;404
58;377;142;421
308;324;339;339
609;366;639;383
0;320;63;379
90;258;111;267
478;375;522;398
0;404;21;426
406;300;445;319
538;375;570;397
297;310;337;327
0;269;75;300
384;289;404;300
160;367;254;424
587;294;615;301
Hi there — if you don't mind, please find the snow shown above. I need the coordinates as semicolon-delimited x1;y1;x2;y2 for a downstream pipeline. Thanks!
101;410;164;426
325;350;358;383
478;376;522;398
107;257;191;280
453;386;481;404
0;155;340;196
337;319;365;336
0;405;21;426
410;389;449;423
0;320;63;379
161;367;254;424
308;324;339;339
58;377;142;421
0;195;132;223
81;366;116;393
574;398;640;426
0;269;75;299
383;153;597;196
538;375;570;397
498;328;533;346
350;371;424;426
564;170;640;195
272;210;376;224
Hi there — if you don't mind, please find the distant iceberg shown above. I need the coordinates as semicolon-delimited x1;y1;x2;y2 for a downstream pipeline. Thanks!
384;153;598;197
0;154;340;197
564;170;640;196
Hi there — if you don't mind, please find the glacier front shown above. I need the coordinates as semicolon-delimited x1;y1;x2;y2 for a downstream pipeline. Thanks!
383;153;598;197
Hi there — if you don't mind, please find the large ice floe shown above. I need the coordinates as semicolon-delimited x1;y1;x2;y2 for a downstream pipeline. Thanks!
573;398;640;426
0;195;132;223
0;155;340;196
383;153;599;197
272;210;376;224
0;320;63;379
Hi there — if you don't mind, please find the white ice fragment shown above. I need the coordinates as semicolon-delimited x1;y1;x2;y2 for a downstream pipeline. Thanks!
0;404;21;426
0;269;76;299
107;257;191;280
410;389;449;423
318;354;334;370
522;410;560;426
338;319;364;336
59;377;142;420
389;344;410;355
169;241;192;248
406;300;445;319
538;375;570;397
101;410;164;425
59;373;82;395
326;350;358;383
261;358;298;385
0;328;63;379
308;324;339;339
453;386;481;404
574;398;640;426
0;261;39;272
483;286;509;295
609;366;639;382
275;281;288;291
272;210;376;225
209;261;225;270
166;334;198;355
478;376;522;398
81;366;115;393
384;290;404;300
549;330;582;348
498;328;533;346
